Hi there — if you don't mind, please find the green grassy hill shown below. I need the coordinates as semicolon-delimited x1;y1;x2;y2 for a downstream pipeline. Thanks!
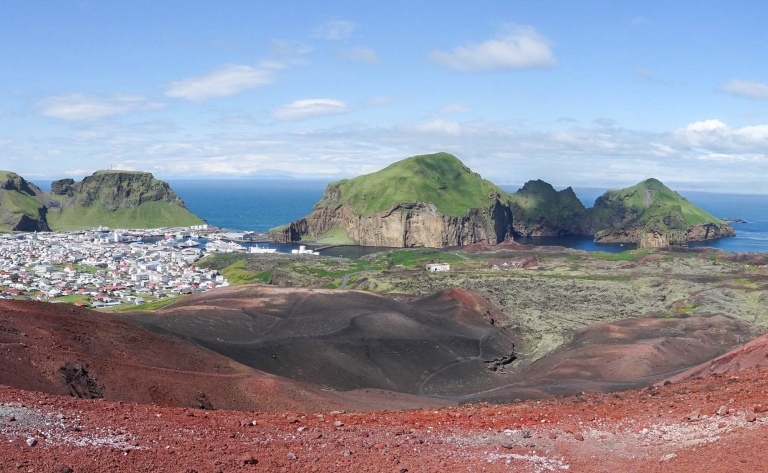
0;171;51;231
590;178;730;246
591;178;725;227
318;152;508;217
46;170;204;230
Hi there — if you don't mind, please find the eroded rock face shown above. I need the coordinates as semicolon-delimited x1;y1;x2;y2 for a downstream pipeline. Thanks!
594;223;735;248
687;223;735;241
274;200;513;247
507;181;590;237
50;178;76;197
0;172;53;231
66;172;190;211
639;232;673;248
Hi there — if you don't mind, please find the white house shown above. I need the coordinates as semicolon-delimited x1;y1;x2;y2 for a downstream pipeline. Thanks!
426;263;450;272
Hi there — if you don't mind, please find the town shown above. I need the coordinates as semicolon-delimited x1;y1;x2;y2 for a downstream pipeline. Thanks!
0;227;235;309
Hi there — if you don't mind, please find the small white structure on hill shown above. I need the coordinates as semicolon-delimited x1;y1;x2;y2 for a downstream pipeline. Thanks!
292;245;320;256
426;263;450;272
249;245;277;254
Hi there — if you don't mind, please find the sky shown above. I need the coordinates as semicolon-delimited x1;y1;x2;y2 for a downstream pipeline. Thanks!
2;0;768;192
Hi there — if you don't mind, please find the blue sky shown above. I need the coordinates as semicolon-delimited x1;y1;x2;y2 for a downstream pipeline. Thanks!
2;1;768;192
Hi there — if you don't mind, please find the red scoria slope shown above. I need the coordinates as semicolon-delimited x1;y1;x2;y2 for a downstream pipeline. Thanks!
3;368;768;472
666;332;768;383
0;300;451;412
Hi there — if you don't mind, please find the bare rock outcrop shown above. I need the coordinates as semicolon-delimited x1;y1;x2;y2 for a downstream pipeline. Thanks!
274;200;513;247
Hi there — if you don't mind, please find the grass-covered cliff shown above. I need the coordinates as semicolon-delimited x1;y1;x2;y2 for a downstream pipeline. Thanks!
318;152;506;217
45;170;204;230
0;171;54;231
273;153;597;247
506;180;589;236
591;178;733;247
272;154;734;249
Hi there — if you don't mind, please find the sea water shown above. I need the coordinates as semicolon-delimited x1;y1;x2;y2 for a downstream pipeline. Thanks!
33;179;768;254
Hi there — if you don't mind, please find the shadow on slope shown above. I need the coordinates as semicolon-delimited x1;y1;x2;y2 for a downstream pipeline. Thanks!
117;286;764;404
118;286;521;397
0;300;452;412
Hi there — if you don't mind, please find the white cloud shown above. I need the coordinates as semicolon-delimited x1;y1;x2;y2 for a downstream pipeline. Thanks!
272;99;349;121
401;120;461;135
439;104;470;114
429;25;555;72
720;79;768;100
165;63;283;102
38;93;165;121
313;20;356;40
674;119;768;151
336;46;383;64
14;109;768;193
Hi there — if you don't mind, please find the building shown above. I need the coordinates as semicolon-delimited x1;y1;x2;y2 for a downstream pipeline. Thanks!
249;245;277;254
426;263;450;272
291;245;320;256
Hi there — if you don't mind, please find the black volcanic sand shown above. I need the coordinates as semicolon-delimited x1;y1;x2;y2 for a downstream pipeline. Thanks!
117;285;764;403
118;286;521;397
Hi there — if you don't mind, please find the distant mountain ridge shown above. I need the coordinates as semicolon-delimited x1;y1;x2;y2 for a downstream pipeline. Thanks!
272;152;734;249
0;170;204;231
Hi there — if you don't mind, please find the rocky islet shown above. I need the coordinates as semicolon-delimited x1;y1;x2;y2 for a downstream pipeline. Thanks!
272;152;734;249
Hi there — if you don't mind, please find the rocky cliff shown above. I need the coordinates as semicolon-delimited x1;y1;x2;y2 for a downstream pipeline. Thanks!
0;172;55;231
275;200;513;247
273;155;735;249
46;171;204;231
507;180;590;236
590;179;734;248
273;153;514;247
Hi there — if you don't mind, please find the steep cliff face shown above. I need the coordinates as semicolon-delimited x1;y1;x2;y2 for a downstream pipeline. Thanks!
274;200;512;247
50;178;75;197
0;172;54;231
272;153;514;247
272;155;735;249
52;171;189;209
46;171;204;231
589;179;734;248
506;180;590;236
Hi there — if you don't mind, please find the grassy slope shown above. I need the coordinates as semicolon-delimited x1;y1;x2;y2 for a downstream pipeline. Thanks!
46;170;204;230
0;171;47;231
593;178;725;226
105;296;184;311
46;200;203;230
319;152;508;217
301;227;355;244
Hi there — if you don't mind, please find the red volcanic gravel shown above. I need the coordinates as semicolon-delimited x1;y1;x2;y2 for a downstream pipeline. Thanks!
3;368;768;472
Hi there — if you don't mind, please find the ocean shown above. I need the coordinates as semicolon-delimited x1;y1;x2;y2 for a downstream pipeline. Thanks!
33;179;768;254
